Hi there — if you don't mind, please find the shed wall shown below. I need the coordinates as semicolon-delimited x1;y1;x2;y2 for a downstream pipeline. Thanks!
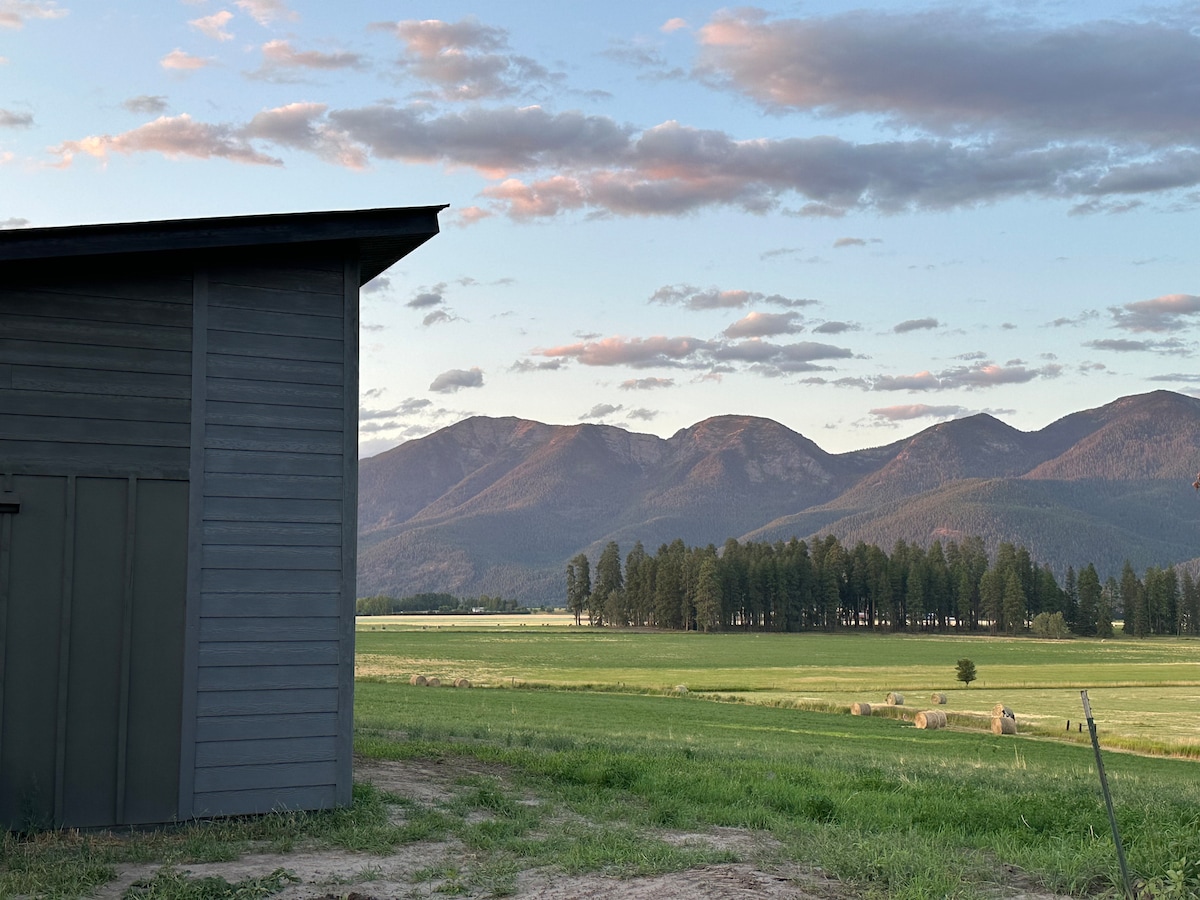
189;255;352;816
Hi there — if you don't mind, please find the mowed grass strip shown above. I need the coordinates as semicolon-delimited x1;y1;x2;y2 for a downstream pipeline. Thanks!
355;681;1200;899
355;628;1200;754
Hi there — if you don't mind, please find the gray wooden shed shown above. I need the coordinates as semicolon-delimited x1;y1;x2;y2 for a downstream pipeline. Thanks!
0;206;442;829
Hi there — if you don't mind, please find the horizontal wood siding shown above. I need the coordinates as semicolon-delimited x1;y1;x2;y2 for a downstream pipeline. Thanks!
0;276;192;478
195;257;349;815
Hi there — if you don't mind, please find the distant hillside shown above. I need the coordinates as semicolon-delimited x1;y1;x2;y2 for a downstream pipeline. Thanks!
357;390;1200;601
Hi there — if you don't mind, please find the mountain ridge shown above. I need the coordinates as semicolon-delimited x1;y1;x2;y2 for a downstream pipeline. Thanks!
357;390;1200;601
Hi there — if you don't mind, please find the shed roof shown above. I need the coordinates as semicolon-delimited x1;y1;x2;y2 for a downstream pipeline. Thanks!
0;206;446;284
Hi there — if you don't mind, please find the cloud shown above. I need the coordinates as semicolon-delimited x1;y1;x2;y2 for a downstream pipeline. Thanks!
813;320;858;334
0;108;31;128
380;17;563;102
510;358;565;373
160;49;212;71
628;408;658;421
189;10;233;41
234;0;295;25
361;275;391;295
833;237;866;248
1110;293;1200;333
53;113;281;166
254;39;364;77
360;397;433;420
650;283;815;311
580;403;622;420
893;317;939;333
869;404;968;421
0;0;66;29
0;217;28;228
540;335;712;369
723;311;803;338
422;310;455;327
694;8;1200;147
661;18;688;34
1084;337;1190;354
406;283;446;308
1048;310;1099;327
122;95;168;115
242;102;366;167
867;361;1061;391
620;377;674;390
1148;372;1200;383
429;367;484;393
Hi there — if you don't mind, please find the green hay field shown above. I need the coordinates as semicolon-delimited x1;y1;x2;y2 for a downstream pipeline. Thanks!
355;625;1200;757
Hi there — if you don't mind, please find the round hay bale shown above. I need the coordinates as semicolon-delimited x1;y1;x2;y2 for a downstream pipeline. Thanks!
930;692;947;705
991;716;1017;735
851;702;872;716
453;678;471;688
915;710;947;730
409;674;427;686
886;692;905;706
425;677;441;687
992;703;1014;719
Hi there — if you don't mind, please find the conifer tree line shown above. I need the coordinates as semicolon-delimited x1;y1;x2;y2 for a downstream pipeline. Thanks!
564;536;1200;636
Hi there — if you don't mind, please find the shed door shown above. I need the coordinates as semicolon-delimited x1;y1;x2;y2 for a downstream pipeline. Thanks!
0;474;188;829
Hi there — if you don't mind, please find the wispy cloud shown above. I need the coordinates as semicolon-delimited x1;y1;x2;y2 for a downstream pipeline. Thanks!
620;377;674;390
580;403;622;420
0;217;29;228
0;0;67;29
405;282;446;309
234;0;295;26
122;95;168;115
650;284;815;311
1084;337;1191;354
869;404;968;421
868;361;1062;391
189;10;233;41
378;16;563;102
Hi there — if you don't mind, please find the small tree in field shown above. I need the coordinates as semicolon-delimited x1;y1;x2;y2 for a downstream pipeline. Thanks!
956;658;977;688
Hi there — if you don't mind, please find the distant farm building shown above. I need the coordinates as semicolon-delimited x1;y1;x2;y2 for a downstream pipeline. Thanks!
0;207;443;829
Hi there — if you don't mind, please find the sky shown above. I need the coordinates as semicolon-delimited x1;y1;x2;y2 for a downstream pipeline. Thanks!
3;0;1200;458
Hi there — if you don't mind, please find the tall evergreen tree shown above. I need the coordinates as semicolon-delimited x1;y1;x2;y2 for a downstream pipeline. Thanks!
694;551;722;633
566;554;591;626
1002;570;1027;633
1076;564;1101;636
1121;560;1147;637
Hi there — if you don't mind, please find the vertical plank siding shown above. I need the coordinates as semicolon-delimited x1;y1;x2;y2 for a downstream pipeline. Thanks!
193;257;349;817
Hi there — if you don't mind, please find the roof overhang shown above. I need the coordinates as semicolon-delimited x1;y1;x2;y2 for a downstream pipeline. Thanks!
0;206;446;286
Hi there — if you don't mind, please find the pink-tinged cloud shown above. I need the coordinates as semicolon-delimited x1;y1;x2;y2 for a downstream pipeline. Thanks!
384;17;562;102
0;0;66;29
160;49;212;71
539;335;712;368
481;176;586;219
453;205;491;226
234;0;295;25
259;39;363;71
429;367;483;393
620;377;675;390
869;404;968;421
661;18;688;33
1110;293;1200;332
52;114;281;166
242;102;367;168
723;311;803;338
189;10;233;41
694;8;1200;146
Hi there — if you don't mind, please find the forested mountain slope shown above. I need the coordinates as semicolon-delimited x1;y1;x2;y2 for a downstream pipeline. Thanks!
357;391;1200;601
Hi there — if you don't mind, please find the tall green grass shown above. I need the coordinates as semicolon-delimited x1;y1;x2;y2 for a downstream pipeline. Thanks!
357;680;1200;898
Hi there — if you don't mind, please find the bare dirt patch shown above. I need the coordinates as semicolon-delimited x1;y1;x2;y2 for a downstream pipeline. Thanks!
88;758;1072;900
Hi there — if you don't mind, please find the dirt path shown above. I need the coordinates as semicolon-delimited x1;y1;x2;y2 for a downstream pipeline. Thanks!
87;759;1068;900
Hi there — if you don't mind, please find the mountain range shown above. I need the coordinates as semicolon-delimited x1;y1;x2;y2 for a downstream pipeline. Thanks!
357;390;1200;602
